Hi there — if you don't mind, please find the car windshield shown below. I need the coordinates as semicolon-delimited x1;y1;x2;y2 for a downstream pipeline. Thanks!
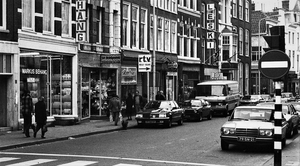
144;101;172;110
282;93;293;98
231;107;273;121
256;103;289;114
250;95;261;100
191;100;202;107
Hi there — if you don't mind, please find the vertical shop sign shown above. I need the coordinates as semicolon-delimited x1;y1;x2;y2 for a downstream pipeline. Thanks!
76;0;86;42
206;4;215;49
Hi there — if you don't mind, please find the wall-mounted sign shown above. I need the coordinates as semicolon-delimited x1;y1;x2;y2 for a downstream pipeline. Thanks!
21;68;47;75
76;0;86;42
121;67;137;85
207;3;215;49
100;54;121;64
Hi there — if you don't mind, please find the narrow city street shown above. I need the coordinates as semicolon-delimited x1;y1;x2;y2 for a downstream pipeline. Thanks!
1;116;298;166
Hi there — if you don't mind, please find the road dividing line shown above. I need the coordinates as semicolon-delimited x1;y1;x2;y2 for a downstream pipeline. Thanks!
0;152;227;166
0;157;19;162
6;159;56;166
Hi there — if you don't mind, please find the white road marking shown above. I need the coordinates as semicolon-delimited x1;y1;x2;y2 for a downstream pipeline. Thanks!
5;159;56;166
0;157;19;162
0;152;227;166
114;164;142;166
57;160;98;166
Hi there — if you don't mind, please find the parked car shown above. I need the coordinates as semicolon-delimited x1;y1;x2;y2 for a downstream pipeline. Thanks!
260;94;274;102
239;95;264;106
256;102;299;138
135;100;184;128
182;99;213;121
281;92;296;102
220;106;288;150
286;102;300;125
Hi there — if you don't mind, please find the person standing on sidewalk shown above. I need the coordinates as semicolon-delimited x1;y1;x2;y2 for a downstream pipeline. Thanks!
108;94;122;126
134;90;144;114
34;96;47;139
21;90;35;137
125;93;134;120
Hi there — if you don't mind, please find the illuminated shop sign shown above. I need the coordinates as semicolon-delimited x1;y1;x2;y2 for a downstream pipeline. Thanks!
21;68;47;75
76;0;86;42
121;67;137;85
207;4;215;49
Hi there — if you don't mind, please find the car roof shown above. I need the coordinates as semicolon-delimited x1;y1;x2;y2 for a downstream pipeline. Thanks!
236;105;273;109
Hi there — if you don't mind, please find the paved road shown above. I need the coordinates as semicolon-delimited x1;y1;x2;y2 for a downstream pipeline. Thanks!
0;116;299;166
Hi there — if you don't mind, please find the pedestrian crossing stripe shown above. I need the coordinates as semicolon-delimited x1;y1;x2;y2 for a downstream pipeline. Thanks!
57;160;98;166
6;159;56;166
0;157;19;162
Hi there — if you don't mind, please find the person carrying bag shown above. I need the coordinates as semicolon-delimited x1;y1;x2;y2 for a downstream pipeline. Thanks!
34;96;47;139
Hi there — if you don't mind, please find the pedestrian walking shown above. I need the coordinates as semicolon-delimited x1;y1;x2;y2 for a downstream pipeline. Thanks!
134;90;144;114
155;90;166;100
125;93;134;120
108;94;122;126
21;90;35;137
34;96;47;139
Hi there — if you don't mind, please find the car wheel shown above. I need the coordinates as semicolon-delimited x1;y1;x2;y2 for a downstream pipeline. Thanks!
178;116;183;125
166;119;172;128
207;112;212;120
282;137;286;148
198;113;203;122
221;140;229;150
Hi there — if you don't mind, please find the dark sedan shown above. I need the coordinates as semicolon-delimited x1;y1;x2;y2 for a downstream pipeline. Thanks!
257;102;299;138
135;100;184;128
182;99;213;121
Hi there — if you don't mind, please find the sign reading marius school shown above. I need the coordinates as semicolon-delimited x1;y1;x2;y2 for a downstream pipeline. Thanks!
76;0;86;42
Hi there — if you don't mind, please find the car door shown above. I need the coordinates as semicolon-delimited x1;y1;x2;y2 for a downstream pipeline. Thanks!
171;101;181;121
289;105;299;128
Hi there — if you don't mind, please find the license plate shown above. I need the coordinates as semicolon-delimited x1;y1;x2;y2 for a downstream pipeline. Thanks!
237;137;256;142
145;121;156;124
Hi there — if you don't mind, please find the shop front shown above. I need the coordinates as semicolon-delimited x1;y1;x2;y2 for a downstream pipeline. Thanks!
79;53;121;120
20;53;75;119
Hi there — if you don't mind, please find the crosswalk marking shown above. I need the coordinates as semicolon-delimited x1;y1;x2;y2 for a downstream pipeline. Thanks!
6;159;57;166
57;160;98;166
0;157;19;162
114;164;142;166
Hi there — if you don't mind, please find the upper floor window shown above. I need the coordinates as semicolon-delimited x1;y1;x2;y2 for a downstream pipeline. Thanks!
157;17;163;51
165;0;170;11
91;8;103;44
150;15;154;49
132;5;139;48
232;0;237;18
239;0;243;20
122;3;130;47
245;29;249;56
22;0;34;29
171;21;177;53
171;0;177;12
62;1;71;36
164;19;170;52
245;0;249;22
0;0;6;30
140;8;147;49
158;0;164;8
239;28;243;55
201;3;205;28
43;0;53;32
223;36;230;45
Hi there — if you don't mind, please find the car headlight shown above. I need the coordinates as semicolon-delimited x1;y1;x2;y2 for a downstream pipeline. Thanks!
136;114;143;118
259;129;273;136
159;114;167;118
221;127;235;135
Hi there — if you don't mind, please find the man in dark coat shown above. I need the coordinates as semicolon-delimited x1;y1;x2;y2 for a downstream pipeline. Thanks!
21;90;35;137
108;94;122;126
34;96;47;138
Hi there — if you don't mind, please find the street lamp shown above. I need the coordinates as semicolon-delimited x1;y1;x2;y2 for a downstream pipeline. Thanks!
258;15;280;95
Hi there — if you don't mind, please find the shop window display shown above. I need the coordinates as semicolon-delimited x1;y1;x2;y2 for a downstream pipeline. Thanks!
20;54;73;118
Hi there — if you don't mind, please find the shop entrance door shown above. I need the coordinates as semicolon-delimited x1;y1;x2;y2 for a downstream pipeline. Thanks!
0;76;7;126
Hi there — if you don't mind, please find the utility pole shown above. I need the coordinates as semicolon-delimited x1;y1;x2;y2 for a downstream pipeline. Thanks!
152;1;156;101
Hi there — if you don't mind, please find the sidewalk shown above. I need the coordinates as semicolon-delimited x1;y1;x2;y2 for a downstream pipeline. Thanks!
0;118;137;151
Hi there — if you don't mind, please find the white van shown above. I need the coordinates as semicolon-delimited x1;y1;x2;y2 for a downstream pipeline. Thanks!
195;80;240;116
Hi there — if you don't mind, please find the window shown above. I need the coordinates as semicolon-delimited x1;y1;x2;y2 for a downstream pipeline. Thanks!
201;3;205;28
239;28;243;55
165;0;170;11
62;1;71;36
251;47;259;61
164;19;170;52
223;36;230;45
171;0;176;12
245;0;249;22
179;24;184;56
185;26;190;57
140;9;147;49
232;0;237;18
191;28;197;58
158;0;164;8
122;3;130;47
92;8;102;43
43;0;52;32
150;15;153;50
0;0;6;30
22;0;34;29
245;29;249;56
157;17;163;51
239;0;243;20
201;39;205;62
171;21;176;53
132;5;139;48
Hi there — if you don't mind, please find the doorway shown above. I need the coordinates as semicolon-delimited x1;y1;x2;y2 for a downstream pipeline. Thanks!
0;76;8;127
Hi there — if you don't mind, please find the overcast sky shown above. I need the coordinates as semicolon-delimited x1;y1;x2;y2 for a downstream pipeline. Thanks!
252;0;282;12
